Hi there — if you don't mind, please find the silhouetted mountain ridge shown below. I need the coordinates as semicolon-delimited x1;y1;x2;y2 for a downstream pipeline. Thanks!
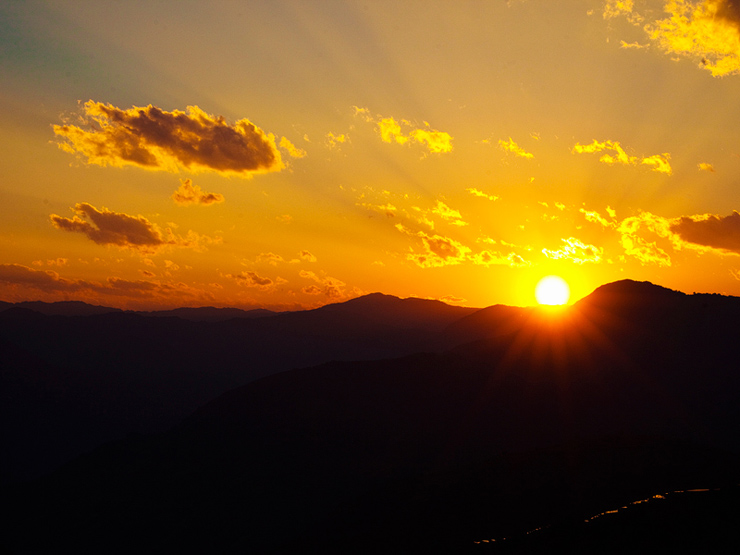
3;280;739;552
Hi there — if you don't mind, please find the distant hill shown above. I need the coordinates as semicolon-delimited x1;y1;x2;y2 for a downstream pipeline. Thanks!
3;280;740;552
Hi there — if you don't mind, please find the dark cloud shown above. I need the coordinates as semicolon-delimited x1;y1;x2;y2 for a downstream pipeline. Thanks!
51;203;167;252
50;203;217;253
54;101;283;176
670;211;740;253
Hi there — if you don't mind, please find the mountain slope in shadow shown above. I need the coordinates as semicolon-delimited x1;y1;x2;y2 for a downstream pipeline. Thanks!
4;280;740;553
0;294;478;484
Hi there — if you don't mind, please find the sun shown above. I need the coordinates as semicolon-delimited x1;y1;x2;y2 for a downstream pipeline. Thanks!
535;275;570;306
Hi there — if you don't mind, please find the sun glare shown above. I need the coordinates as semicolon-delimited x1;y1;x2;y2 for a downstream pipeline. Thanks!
535;275;570;306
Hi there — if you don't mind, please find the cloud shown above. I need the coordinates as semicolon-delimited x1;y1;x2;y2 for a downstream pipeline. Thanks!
299;270;348;299
670;211;740;253
617;212;675;266
279;136;307;158
300;250;317;262
50;203;217;253
572;139;672;174
645;0;740;77
172;179;224;206
698;162;716;172
580;208;616;228
227;270;275;290
326;132;348;149
359;202;397;217
54;101;283;176
257;252;285;266
620;40;649;48
470;250;530;267
432;201;468;226
354;107;453;154
542;237;604;264
466;188;499;201
0;263;215;305
395;224;471;268
498;137;534;159
603;0;636;19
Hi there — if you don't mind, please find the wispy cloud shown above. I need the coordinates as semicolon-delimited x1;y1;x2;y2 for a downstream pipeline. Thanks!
54;101;283;176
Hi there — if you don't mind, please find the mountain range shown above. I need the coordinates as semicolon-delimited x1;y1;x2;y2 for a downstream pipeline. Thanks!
2;280;740;553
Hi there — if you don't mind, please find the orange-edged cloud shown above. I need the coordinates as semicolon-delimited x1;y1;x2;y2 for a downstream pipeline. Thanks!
172;179;224;206
698;162;716;172
50;203;217;253
670;211;740;253
498;137;534;159
54;101;283;176
646;0;740;77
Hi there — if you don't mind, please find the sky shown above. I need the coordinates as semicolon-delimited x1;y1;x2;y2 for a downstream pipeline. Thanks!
2;0;740;310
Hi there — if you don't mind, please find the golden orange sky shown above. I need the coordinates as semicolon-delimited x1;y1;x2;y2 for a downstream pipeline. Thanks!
3;0;740;310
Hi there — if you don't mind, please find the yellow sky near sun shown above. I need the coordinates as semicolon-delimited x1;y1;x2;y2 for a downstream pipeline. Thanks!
2;1;740;310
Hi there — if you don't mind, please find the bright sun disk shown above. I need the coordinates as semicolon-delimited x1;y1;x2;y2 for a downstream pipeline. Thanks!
535;275;570;306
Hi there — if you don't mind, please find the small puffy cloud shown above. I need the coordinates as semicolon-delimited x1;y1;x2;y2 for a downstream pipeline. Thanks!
54;101;283;176
227;270;275;290
542;237;604;264
466;188;499;201
299;270;348;299
498;137;534;159
470;250;530;268
409;127;454;154
617;212;675;266
172;178;224;206
355;108;453;154
359;202;397;217
276;214;292;223
606;206;617;218
300;250;317;262
641;153;673;174
326;132;348;149
432;201;467;226
580;208;615;228
646;0;740;77
140;270;156;278
603;0;635;19
670;211;740;253
279;136;307;158
698;162;716;172
396;224;471;268
572;139;672;174
257;252;285;266
620;40;649;49
50;203;216;253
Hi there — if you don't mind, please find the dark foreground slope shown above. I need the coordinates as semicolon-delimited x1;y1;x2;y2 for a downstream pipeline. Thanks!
4;281;740;553
0;294;478;484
